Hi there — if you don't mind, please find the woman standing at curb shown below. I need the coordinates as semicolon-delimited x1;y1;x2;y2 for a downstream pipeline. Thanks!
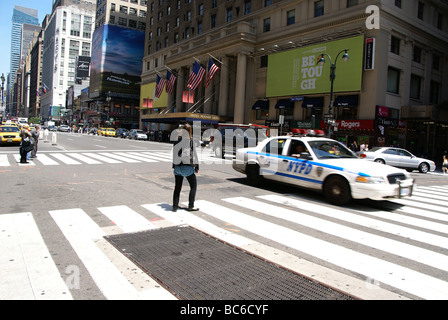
172;123;199;212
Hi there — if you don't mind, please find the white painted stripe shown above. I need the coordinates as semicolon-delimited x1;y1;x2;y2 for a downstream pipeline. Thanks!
0;154;10;166
227;196;448;271
98;205;157;233
393;198;447;213
98;153;140;163
414;190;448;200
49;208;140;300
194;200;448;300
415;187;447;197
13;154;35;165
34;154;59;166
50;154;82;165
126;152;162;162
140;152;172;162
259;195;448;237
82;153;121;164
395;205;448;223
148;152;172;160
141;203;252;248
67;153;102;164
114;152;157;163
0;213;72;300
408;195;448;207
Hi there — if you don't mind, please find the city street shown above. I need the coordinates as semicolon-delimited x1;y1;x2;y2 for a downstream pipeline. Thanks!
1;132;448;300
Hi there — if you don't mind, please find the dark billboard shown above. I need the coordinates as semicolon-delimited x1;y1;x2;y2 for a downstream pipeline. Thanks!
90;24;145;99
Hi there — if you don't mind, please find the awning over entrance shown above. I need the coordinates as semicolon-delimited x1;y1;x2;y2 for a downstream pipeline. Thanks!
141;112;230;125
275;99;293;109
334;95;359;107
252;100;269;110
302;97;324;108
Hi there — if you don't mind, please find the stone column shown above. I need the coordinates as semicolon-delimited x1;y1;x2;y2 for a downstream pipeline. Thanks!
176;68;185;112
234;53;247;124
218;56;229;117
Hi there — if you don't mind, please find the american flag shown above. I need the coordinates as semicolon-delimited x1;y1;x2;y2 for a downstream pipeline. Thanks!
205;58;219;88
187;61;205;90
166;70;176;94
154;74;166;98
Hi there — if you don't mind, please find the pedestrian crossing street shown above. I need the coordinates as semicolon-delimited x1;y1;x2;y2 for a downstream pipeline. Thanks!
0;150;231;167
1;185;448;300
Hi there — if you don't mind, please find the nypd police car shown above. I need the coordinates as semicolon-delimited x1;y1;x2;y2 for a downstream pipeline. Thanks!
233;131;415;206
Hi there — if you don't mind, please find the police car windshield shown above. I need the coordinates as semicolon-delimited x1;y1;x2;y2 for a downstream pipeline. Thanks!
308;140;357;159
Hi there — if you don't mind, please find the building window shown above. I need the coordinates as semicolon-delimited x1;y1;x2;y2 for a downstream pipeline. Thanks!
430;81;440;104
410;74;422;100
432;54;440;71
413;46;422;63
315;0;324;17
391;36;400;55
244;0;251;15
226;8;233;22
418;1;424;20
395;0;401;8
263;18;270;32
211;14;216;28
264;0;272;7
347;0;358;8
287;10;295;26
387;67;400;94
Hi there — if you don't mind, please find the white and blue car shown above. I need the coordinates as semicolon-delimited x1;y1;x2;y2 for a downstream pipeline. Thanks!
233;134;415;206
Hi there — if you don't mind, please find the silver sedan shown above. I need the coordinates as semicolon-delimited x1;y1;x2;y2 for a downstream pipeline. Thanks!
358;147;436;173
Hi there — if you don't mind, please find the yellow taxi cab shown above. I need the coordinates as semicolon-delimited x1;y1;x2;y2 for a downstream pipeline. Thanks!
104;128;116;137
0;125;22;145
97;127;105;136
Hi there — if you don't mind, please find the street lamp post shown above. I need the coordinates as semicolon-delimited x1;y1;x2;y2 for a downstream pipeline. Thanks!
1;73;5;121
317;49;350;137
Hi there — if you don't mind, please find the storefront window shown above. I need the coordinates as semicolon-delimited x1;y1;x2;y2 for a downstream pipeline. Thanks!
337;106;358;120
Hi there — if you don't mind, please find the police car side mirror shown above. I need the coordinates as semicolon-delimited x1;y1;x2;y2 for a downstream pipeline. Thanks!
300;152;313;160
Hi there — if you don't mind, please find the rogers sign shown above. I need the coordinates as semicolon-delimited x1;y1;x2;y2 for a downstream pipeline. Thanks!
320;120;374;130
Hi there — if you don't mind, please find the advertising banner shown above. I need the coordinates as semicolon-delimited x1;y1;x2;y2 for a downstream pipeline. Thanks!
90;25;145;99
140;82;168;109
266;35;364;97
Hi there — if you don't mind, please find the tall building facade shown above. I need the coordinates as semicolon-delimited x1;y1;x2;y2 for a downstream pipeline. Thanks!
8;6;40;117
141;0;448;161
40;1;96;122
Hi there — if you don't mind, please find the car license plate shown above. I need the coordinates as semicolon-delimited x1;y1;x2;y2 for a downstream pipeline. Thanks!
400;187;410;197
7;139;12;143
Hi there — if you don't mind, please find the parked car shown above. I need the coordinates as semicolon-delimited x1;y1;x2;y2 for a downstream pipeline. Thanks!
104;128;116;137
358;147;435;173
129;129;148;140
210;124;269;158
0;125;22;145
58;125;70;132
233;132;415;206
116;128;129;139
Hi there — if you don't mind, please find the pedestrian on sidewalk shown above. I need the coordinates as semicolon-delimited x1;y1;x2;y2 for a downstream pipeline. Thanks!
30;125;40;159
443;152;448;174
171;123;199;212
19;124;32;164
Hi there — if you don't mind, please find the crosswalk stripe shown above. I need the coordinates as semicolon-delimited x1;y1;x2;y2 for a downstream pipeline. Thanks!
258;194;448;239
67;153;102;164
13;154;35;165
415;187;447;197
113;152;157;163
50;154;82;165
81;153;121;163
227;196;448;271
98;153;140;163
34;154;59;166
139;152;172;162
98;205;157;233
0;213;72;300
194;199;448;300
0;154;10;166
49;208;141;300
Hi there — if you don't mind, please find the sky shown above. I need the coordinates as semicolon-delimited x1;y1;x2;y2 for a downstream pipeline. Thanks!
0;0;53;78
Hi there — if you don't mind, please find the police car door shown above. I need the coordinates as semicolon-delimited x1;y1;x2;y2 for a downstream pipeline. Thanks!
258;138;287;182
279;139;316;188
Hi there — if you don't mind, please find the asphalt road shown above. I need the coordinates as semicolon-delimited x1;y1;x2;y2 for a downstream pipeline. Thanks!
1;132;447;300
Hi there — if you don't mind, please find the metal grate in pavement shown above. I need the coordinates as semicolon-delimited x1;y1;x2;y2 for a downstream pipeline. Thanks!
105;226;355;300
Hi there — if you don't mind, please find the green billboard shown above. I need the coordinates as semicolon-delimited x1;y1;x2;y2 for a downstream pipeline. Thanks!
266;35;364;97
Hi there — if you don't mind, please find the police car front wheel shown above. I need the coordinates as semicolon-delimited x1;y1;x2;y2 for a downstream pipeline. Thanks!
323;176;352;206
